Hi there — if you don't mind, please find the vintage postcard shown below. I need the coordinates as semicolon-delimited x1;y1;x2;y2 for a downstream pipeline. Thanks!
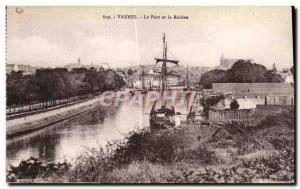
6;6;295;184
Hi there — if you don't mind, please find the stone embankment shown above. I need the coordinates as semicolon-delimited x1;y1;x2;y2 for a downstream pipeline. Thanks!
7;97;103;138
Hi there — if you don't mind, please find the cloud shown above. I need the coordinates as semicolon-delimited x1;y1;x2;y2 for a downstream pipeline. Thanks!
7;36;69;67
7;35;140;68
6;7;293;69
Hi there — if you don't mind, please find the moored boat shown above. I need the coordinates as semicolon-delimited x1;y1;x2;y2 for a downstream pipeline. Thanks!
149;33;179;130
150;101;175;130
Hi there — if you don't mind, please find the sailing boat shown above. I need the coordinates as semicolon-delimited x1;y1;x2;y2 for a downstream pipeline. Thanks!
139;65;148;94
150;34;179;130
133;65;148;94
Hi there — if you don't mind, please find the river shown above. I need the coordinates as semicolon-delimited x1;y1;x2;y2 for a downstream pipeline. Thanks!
7;92;192;166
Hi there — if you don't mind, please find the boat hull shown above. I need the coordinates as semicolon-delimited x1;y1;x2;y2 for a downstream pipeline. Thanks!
149;113;175;130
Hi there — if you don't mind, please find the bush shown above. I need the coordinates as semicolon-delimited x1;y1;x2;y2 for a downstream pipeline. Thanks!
112;129;186;164
174;145;218;165
59;129;187;182
65;128;219;182
256;109;294;130
7;157;70;182
166;149;294;183
269;137;293;151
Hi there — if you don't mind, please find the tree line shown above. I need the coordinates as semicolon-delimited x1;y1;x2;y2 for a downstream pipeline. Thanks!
199;60;285;89
7;67;125;107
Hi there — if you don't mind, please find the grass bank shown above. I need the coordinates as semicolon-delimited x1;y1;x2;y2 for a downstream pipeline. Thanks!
7;109;294;183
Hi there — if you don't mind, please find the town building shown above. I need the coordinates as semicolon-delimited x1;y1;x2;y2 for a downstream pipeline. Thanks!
65;58;105;71
129;74;182;89
84;62;102;70
65;58;83;71
279;68;294;84
6;64;15;74
167;75;183;86
212;83;294;106
6;64;38;75
212;83;293;95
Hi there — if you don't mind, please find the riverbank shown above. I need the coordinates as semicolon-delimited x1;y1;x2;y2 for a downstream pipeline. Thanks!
7;107;294;184
6;96;104;138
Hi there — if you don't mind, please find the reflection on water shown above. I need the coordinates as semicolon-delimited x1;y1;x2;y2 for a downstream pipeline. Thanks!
7;92;192;166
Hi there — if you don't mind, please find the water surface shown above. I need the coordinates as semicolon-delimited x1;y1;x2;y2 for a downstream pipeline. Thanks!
7;92;191;166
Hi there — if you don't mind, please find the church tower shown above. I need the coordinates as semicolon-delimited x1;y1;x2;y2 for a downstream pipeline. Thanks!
220;52;224;66
78;58;81;65
272;62;277;73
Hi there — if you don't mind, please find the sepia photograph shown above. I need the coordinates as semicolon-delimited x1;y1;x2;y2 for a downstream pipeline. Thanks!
5;6;295;184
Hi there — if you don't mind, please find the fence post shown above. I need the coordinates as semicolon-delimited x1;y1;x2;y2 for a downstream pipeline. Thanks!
265;96;267;106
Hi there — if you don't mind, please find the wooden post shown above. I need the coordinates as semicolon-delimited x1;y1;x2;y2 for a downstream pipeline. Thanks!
265;96;267;106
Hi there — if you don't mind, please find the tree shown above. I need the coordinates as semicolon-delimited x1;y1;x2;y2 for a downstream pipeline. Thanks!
264;70;284;83
199;60;285;89
104;69;126;90
33;68;69;101
199;69;226;88
6;66;126;106
6;71;30;106
226;60;267;83
84;68;102;93
230;99;239;110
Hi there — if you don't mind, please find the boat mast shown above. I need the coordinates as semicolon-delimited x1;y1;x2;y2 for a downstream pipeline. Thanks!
186;65;189;89
142;68;145;89
162;33;167;92
139;65;146;90
155;33;179;92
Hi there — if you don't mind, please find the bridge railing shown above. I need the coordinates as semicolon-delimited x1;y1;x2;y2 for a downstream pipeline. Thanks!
6;93;99;118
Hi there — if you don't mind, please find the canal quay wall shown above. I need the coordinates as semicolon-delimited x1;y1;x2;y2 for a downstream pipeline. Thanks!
6;97;103;138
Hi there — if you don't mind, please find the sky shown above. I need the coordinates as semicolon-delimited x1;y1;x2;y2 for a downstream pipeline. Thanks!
6;6;293;69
